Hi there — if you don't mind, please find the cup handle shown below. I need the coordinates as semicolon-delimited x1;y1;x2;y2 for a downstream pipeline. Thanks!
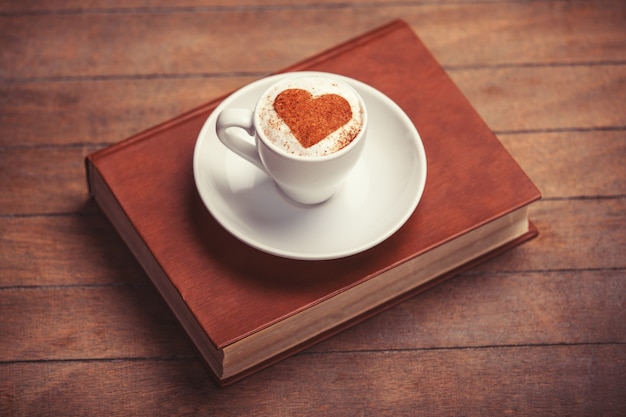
215;108;266;172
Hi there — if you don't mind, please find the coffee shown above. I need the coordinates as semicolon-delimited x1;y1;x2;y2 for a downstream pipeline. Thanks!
256;75;365;157
216;72;368;204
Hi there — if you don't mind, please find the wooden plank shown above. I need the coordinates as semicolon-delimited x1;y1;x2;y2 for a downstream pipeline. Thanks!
1;198;625;286
0;1;623;415
0;77;254;147
482;198;626;272
1;2;624;80
500;131;626;199
0;285;194;362
0;146;96;214
1;128;623;215
312;269;626;352
0;212;145;287
2;64;625;147
1;270;623;362
414;0;626;67
0;11;381;78
2;345;624;416
0;0;513;14
450;64;626;132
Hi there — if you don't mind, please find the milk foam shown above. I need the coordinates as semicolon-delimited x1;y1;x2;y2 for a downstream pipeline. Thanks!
256;75;364;157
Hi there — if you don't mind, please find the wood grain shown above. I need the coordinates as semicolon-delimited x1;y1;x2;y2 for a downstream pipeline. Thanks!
2;66;624;146
1;0;625;414
0;146;95;214
0;285;194;362
494;199;626;271
451;64;626;132
0;212;144;286
1;128;623;216
0;78;253;147
1;2;624;80
2;345;625;416
1;199;624;287
500;130;626;198
2;269;623;362
0;0;542;13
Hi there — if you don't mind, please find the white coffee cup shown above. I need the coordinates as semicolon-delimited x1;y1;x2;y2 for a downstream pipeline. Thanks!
215;72;368;205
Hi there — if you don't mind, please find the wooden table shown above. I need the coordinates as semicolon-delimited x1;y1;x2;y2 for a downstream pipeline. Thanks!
1;1;625;415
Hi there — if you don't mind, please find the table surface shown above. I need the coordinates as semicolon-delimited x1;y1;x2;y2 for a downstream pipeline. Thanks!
1;1;625;415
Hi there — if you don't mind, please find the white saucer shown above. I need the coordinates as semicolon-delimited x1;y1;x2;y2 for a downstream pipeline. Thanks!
193;72;427;260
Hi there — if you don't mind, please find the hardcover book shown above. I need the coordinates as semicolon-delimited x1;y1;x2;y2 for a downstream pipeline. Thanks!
86;20;541;385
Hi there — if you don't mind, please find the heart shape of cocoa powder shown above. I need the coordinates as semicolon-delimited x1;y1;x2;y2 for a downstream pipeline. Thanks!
273;89;352;148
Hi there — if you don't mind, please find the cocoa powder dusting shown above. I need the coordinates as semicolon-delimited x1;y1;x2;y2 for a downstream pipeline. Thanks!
273;89;353;148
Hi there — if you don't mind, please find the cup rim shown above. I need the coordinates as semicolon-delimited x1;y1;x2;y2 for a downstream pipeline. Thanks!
253;72;368;162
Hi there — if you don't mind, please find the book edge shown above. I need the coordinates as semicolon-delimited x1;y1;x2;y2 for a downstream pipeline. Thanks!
217;222;539;386
86;161;227;378
220;206;533;379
